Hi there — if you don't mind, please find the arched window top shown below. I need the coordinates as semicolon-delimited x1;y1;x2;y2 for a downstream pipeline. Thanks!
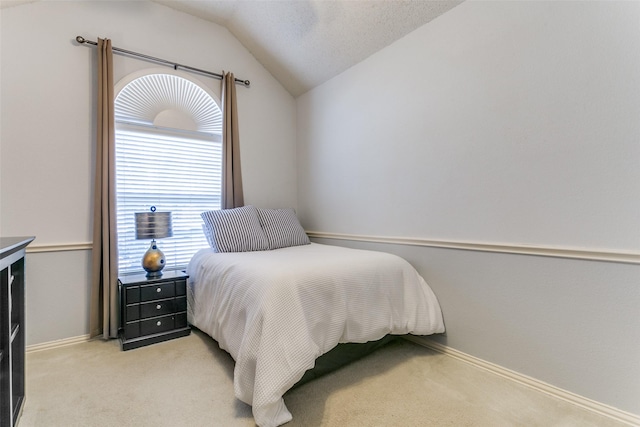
115;72;222;133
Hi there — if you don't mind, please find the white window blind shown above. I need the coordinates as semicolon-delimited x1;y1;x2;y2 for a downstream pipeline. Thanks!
115;124;221;275
114;73;222;276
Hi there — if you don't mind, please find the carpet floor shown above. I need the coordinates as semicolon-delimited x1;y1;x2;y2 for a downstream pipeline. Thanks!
18;329;625;426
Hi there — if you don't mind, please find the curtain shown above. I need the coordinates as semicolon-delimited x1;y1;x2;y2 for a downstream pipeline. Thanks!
221;72;244;209
90;38;119;339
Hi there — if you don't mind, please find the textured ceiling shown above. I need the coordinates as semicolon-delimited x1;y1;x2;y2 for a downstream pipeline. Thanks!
1;0;463;97
152;0;463;97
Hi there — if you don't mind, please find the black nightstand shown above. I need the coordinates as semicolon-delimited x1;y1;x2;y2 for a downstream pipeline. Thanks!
119;270;191;351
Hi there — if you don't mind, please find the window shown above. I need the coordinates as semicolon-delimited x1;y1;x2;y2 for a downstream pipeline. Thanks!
114;71;222;275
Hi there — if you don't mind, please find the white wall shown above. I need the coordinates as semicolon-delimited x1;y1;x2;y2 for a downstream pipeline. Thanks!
298;0;640;416
0;1;297;344
298;0;640;252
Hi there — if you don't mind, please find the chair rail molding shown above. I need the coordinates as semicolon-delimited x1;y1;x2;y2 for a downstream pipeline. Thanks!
26;242;92;254
27;235;640;264
306;231;640;265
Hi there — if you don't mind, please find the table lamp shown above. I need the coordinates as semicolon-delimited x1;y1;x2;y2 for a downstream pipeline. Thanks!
135;206;173;278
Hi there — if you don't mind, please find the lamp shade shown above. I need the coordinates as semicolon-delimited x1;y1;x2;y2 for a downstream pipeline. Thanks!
135;210;173;240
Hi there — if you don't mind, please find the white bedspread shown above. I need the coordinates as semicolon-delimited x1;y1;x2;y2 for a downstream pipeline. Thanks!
187;243;445;427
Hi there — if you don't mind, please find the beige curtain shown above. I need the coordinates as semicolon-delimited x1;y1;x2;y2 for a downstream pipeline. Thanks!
90;38;119;339
221;72;244;209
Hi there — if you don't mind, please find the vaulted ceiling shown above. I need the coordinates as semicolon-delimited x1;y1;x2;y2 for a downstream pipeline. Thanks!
2;0;463;97
153;0;463;97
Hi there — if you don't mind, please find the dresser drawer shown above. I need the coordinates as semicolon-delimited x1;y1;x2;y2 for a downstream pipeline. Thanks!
140;314;175;336
140;282;175;302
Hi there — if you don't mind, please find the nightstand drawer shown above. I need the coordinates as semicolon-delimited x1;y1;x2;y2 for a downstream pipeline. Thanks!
140;282;175;301
140;315;175;336
140;298;176;319
126;287;140;304
175;296;187;312
175;279;186;296
175;312;188;329
126;304;141;321
124;321;141;339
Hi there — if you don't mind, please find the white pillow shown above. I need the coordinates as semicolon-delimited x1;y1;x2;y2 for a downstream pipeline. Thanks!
257;208;310;250
201;205;269;253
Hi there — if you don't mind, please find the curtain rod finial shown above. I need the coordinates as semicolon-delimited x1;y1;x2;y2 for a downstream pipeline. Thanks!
76;36;86;44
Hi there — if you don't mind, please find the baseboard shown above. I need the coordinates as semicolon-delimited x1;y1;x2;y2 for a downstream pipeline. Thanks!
26;334;92;353
404;336;640;426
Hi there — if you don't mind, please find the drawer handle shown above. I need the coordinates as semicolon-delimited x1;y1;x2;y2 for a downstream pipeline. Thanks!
156;287;162;293
156;321;162;326
156;304;162;310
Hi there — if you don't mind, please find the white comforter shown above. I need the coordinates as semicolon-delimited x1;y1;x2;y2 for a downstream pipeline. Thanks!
187;243;445;427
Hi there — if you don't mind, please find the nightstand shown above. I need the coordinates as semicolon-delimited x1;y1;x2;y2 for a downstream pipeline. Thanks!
119;270;191;351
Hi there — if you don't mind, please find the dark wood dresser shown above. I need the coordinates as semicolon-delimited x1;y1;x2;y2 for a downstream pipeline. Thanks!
119;270;190;351
1;236;34;427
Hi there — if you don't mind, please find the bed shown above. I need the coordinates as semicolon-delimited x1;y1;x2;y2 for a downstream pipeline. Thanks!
187;206;445;427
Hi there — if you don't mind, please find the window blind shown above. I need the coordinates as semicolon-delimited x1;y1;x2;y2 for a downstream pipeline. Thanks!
115;123;222;275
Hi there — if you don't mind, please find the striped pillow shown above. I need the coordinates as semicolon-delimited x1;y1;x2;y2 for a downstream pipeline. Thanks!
201;205;269;253
257;208;310;250
201;223;216;250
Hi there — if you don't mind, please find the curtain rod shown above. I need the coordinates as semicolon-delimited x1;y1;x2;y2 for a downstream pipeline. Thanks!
75;36;250;87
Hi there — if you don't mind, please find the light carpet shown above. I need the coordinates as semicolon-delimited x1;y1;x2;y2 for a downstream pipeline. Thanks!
19;329;625;426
